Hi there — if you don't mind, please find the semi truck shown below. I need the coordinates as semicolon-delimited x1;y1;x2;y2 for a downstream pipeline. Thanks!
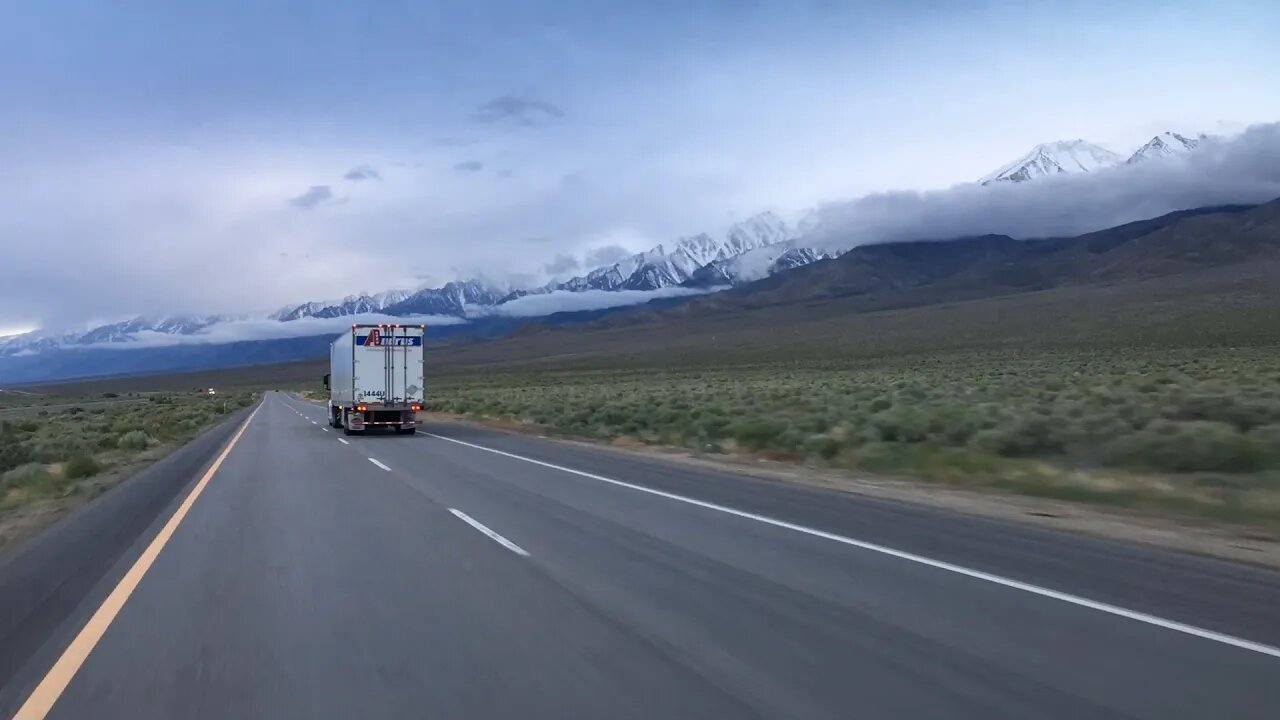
324;324;425;436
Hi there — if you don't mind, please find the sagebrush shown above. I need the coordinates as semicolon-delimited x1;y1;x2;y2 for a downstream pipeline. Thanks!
1;391;256;509
427;347;1280;524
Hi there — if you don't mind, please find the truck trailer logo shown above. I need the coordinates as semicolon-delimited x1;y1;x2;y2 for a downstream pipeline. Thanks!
357;329;422;347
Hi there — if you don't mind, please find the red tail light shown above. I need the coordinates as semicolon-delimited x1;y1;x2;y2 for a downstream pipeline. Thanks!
410;403;422;412
356;404;367;412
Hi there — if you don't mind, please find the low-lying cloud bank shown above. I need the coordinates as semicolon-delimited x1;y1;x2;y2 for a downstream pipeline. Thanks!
479;287;714;318
60;288;707;350
84;313;464;350
807;123;1280;251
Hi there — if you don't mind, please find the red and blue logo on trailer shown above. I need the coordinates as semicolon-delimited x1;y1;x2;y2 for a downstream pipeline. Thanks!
357;329;422;347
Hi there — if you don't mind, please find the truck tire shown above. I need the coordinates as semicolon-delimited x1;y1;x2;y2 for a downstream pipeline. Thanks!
399;427;417;436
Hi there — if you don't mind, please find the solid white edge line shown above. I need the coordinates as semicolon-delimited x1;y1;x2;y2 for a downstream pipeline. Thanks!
368;457;391;472
425;432;1280;659
449;508;530;557
338;438;350;445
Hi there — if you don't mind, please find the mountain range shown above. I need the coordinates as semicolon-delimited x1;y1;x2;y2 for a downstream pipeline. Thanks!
421;198;1280;380
513;198;1279;349
267;211;802;320
0;128;1253;384
979;131;1209;184
3;197;1275;385
503;211;798;301
0;211;817;364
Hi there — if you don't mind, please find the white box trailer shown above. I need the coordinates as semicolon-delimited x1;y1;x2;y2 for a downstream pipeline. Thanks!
324;324;425;435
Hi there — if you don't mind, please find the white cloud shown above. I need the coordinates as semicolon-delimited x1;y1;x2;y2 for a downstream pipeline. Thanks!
541;252;579;276
486;286;713;318
807;124;1280;251
82;313;464;350
584;244;632;267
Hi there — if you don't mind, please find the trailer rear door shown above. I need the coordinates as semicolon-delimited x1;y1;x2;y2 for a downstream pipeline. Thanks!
352;326;425;405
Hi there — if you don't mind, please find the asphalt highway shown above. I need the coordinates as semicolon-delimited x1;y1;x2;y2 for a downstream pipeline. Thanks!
3;392;1278;719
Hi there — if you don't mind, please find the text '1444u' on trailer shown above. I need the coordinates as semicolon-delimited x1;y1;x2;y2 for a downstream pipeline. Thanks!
324;324;425;436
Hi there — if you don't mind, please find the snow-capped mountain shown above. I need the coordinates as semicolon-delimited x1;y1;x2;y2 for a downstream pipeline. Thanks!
1126;132;1207;164
724;213;794;257
770;247;830;273
273;280;512;322
381;280;508;317
570;244;673;293
0;315;233;356
615;236;717;291
684;245;829;288
533;211;794;296
980;140;1123;184
77;316;220;343
0;333;59;356
982;132;1214;184
272;289;412;321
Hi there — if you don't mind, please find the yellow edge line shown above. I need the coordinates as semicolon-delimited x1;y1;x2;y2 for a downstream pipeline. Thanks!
11;404;260;720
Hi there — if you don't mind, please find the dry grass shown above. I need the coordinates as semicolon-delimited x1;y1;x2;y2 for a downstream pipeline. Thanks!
1;390;257;513
427;347;1280;527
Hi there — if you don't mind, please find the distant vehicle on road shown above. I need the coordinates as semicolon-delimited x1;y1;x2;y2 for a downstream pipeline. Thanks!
206;388;217;395
325;324;425;436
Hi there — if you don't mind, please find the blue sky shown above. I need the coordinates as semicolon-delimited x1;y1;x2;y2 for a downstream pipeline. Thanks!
1;0;1278;334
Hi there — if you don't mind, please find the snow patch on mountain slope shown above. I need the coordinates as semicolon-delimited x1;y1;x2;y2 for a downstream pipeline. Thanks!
272;289;413;321
1126;131;1207;164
